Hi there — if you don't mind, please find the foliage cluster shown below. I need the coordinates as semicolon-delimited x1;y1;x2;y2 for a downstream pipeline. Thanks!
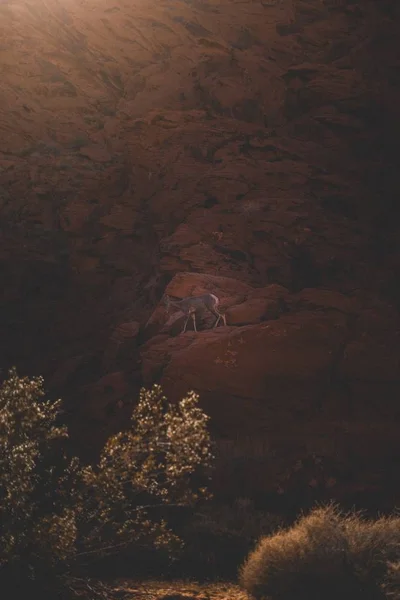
0;368;213;588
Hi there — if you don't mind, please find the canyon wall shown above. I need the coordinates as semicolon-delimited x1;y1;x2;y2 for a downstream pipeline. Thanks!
1;0;399;509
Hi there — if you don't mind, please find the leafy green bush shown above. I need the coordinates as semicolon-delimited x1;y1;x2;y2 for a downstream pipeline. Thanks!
0;368;213;587
77;384;213;561
0;368;81;576
239;504;400;600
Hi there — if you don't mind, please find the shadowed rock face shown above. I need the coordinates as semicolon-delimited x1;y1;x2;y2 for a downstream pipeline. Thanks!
1;0;399;507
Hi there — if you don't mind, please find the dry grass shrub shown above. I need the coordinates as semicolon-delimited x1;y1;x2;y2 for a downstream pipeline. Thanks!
384;561;400;600
239;504;400;600
347;514;400;590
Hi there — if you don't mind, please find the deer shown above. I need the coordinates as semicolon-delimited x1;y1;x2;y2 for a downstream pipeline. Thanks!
163;293;227;333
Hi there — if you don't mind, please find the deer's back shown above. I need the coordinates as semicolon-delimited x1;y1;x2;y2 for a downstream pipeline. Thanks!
180;293;218;310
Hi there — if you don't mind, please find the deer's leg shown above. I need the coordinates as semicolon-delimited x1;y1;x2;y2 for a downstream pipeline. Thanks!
209;308;222;328
182;314;190;333
217;310;227;326
209;306;219;329
216;311;227;326
191;312;197;332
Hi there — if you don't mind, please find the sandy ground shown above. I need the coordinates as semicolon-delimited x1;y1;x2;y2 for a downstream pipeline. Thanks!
102;579;251;600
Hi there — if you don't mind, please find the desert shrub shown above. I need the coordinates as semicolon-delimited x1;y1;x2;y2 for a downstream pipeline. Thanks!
0;368;81;578
239;505;353;600
346;514;400;592
239;504;400;600
384;561;400;600
0;369;213;590
76;384;213;562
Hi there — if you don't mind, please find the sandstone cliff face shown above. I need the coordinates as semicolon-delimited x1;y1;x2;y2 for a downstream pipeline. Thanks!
0;0;399;507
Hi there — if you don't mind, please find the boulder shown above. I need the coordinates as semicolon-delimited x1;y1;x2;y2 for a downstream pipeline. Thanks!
141;310;349;431
226;298;281;325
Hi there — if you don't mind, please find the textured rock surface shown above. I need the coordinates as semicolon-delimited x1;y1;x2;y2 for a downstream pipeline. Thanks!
0;0;399;506
141;273;400;504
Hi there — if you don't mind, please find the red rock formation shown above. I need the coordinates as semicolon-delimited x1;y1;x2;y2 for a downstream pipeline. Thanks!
0;0;399;506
